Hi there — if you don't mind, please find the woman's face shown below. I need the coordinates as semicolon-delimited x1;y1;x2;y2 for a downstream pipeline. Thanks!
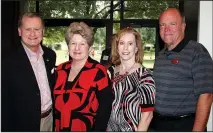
68;34;90;61
117;33;137;62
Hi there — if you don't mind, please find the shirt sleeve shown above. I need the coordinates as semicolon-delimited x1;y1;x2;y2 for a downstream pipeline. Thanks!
93;66;112;131
1;60;11;131
138;68;155;112
107;65;115;80
192;50;213;97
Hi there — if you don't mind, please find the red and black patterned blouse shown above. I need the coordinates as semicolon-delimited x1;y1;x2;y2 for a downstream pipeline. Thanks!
107;66;155;131
54;57;112;131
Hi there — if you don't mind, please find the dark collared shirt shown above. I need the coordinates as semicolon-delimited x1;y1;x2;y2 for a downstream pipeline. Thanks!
154;39;213;116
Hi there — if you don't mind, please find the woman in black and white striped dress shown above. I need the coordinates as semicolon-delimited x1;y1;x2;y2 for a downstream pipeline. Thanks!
107;27;155;132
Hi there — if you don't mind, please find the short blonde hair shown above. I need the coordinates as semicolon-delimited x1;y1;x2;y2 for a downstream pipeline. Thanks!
65;22;94;47
18;12;44;28
111;27;144;65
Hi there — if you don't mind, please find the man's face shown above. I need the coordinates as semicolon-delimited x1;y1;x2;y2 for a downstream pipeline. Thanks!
18;16;44;52
159;9;186;50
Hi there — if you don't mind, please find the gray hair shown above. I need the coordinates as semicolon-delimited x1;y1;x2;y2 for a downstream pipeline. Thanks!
65;22;94;47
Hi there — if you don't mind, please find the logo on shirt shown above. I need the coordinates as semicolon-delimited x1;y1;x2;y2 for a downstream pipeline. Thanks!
171;58;179;64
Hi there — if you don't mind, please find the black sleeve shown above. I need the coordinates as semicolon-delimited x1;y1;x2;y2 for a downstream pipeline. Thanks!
1;60;11;131
93;70;112;131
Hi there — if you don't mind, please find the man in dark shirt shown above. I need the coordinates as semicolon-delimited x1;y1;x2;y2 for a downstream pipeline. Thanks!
151;8;213;132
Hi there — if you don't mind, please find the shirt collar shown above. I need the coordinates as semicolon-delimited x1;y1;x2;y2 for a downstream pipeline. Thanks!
22;41;44;58
164;39;186;53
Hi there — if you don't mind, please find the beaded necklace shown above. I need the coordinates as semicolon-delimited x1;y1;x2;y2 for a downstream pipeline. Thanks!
112;62;136;84
119;62;136;75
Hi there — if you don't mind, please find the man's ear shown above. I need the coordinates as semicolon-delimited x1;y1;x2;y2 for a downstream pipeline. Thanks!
18;28;21;36
42;29;45;35
182;23;186;32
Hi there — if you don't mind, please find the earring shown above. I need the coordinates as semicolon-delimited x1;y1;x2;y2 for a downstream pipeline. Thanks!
135;47;138;53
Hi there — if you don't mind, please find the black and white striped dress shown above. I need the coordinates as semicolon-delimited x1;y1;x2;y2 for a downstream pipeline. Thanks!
107;66;155;131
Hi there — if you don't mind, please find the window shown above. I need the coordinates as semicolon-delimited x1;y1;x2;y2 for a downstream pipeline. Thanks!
39;1;111;19
25;0;180;69
124;0;179;19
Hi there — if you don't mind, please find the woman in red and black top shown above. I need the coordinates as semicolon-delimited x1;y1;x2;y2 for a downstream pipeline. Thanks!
53;22;112;131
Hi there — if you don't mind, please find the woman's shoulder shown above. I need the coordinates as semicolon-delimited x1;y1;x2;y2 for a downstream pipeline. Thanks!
107;65;116;79
136;65;153;76
108;65;115;73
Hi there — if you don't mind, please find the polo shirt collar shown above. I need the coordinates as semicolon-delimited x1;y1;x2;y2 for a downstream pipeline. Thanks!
164;39;186;53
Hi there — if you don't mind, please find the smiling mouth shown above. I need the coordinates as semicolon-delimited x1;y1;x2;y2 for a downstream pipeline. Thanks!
122;52;129;55
29;38;39;42
165;34;173;36
73;52;81;54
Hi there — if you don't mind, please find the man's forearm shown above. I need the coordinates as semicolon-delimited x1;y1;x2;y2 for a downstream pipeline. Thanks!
193;93;213;131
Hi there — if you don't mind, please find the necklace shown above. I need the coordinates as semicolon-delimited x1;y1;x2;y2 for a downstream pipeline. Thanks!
119;62;136;75
113;62;136;84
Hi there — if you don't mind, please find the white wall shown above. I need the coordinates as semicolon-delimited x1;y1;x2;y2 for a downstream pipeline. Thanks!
198;1;213;131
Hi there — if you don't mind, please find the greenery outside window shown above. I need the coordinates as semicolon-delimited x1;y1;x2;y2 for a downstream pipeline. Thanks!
39;1;111;19
124;0;179;19
25;0;180;69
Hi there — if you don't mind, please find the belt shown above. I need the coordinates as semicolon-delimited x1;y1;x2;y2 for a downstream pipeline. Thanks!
41;108;52;118
154;112;195;120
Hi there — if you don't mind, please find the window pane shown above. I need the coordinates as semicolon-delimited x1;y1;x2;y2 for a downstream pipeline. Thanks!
113;11;120;21
113;23;120;34
42;26;106;66
134;27;156;69
39;0;111;19
124;0;179;19
42;27;68;66
25;0;36;12
113;1;121;20
92;27;106;62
